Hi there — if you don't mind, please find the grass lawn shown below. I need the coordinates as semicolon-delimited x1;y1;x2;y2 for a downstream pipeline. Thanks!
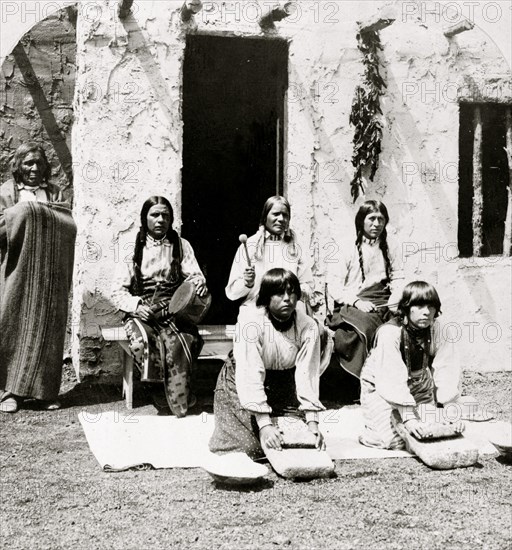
1;368;510;550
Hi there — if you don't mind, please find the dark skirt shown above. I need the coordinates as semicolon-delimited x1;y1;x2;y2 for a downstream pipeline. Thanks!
209;351;302;460
326;281;394;379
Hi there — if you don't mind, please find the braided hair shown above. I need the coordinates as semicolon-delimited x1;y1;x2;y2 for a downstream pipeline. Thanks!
130;196;182;296
354;200;392;283
255;195;297;260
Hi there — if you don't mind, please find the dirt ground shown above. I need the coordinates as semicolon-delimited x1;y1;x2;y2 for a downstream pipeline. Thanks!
0;366;510;550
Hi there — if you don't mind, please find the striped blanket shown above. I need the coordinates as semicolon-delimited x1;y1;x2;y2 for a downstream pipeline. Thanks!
0;201;76;400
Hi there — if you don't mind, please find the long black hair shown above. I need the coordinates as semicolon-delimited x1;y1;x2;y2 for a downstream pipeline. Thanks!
130;196;182;296
256;268;302;307
11;142;51;184
354;199;392;283
397;281;442;320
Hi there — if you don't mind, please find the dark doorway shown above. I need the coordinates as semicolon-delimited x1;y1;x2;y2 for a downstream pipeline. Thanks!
182;35;288;324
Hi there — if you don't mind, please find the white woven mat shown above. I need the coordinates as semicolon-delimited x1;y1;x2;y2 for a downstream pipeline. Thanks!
79;406;498;471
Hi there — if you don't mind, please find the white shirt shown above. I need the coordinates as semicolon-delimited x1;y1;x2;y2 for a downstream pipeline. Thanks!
17;183;49;203
226;229;314;311
327;236;404;306
234;306;325;429
360;319;461;407
111;235;206;312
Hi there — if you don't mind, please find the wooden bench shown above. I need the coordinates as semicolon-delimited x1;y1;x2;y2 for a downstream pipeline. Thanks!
101;325;235;409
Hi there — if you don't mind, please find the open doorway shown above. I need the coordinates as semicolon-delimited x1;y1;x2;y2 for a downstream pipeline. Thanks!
181;35;288;324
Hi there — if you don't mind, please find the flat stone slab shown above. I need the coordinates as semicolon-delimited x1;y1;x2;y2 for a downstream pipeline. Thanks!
264;448;335;479
392;411;479;470
264;416;335;478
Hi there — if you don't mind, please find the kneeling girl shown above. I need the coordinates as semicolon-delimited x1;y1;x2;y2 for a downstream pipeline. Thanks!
359;281;464;450
210;268;327;459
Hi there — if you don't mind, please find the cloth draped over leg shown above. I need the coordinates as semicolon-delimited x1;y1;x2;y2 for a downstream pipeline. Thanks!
326;281;393;379
123;281;205;417
0;201;76;400
359;317;458;450
360;364;435;450
209;351;303;460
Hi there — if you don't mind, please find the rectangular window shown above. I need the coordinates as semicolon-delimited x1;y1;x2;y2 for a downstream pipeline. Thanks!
458;103;511;257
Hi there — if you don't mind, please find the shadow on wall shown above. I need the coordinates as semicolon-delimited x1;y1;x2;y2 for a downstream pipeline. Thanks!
119;12;180;146
0;5;77;202
386;69;505;311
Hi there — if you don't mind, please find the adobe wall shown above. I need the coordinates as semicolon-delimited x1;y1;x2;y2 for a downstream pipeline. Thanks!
72;1;511;377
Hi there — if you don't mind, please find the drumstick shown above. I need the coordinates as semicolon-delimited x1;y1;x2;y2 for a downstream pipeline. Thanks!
375;302;399;309
239;234;252;267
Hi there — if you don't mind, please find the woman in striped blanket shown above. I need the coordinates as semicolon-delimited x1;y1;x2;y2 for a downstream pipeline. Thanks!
0;143;76;413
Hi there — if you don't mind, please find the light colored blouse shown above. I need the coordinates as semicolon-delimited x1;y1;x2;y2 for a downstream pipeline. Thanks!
360;319;461;407
111;235;205;313
226;230;314;310
234;306;325;429
327;235;404;306
17;182;49;203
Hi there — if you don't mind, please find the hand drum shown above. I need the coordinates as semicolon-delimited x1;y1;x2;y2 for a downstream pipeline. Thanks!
167;281;212;325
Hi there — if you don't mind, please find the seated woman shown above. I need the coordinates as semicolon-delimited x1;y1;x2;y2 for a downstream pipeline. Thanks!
0;142;76;413
111;196;210;417
327;200;404;384
209;269;327;459
226;195;315;320
359;281;464;450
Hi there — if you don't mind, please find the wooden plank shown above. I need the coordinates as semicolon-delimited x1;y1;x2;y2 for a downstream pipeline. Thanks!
101;325;235;341
472;105;484;256
101;326;128;341
101;325;234;363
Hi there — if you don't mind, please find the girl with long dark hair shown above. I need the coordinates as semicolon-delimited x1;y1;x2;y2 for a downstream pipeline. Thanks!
111;196;210;417
210;268;326;459
226;195;315;320
359;281;463;449
327;200;404;383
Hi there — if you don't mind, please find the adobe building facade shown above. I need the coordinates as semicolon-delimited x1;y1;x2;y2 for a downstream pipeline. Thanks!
2;1;511;378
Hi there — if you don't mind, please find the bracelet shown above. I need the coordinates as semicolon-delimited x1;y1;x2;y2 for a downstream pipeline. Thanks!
258;423;272;432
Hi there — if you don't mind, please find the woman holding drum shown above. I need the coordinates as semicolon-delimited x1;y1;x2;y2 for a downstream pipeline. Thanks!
111;196;210;417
